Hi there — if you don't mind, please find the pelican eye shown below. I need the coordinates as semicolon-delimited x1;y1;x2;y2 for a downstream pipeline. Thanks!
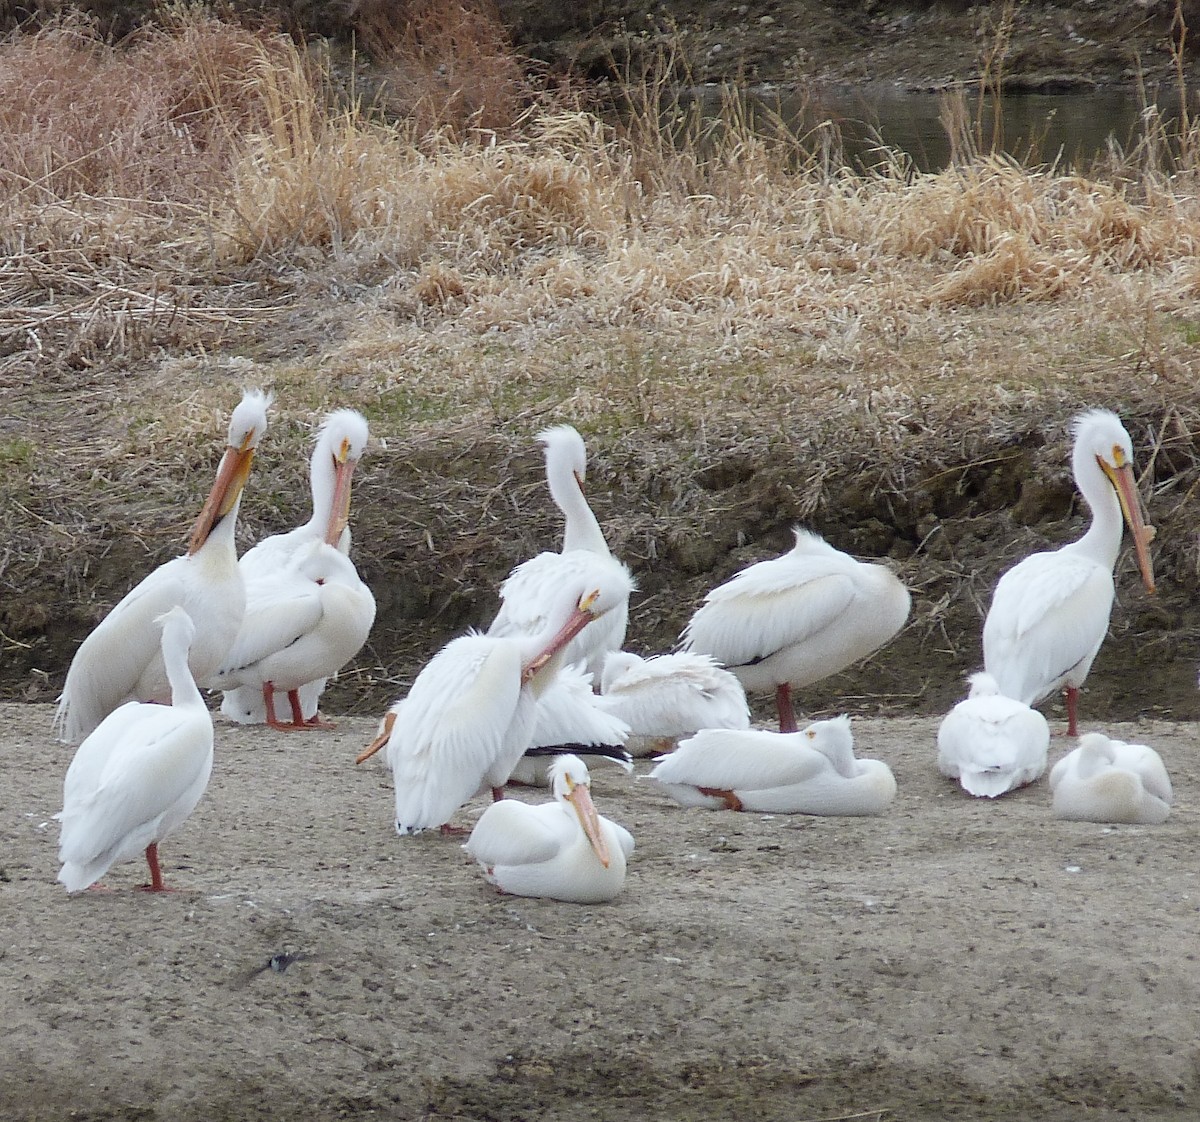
238;428;257;452
1111;444;1126;468
578;588;601;613
806;730;815;740
338;437;353;462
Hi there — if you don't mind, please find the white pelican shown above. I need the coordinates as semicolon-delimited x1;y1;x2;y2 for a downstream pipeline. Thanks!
220;409;370;726
207;540;376;730
358;562;636;835
596;649;750;757
55;390;270;744
649;715;896;815
488;425;632;679
1049;732;1172;824
936;672;1050;797
57;606;214;892
506;662;632;786
982;409;1155;737
465;755;634;903
682;529;910;732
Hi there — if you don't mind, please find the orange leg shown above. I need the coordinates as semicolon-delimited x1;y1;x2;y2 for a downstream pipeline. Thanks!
135;843;173;893
1066;685;1080;737
698;786;744;812
776;683;798;733
263;683;311;732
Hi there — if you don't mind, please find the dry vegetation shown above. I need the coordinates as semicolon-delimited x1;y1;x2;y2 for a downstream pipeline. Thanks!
4;6;1200;721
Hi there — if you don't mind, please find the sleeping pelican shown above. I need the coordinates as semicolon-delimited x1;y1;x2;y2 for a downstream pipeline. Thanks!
488;425;633;679
1049;732;1172;824
220;409;370;727
982;410;1155;736
682;529;910;732
596;649;750;757
936;672;1050;797
55;390;270;744
358;562;635;835
208;540;375;730
465;755;634;903
649;715;895;815
57;607;214;892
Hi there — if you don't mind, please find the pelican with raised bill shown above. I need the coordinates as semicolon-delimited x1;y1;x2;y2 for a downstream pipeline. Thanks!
57;607;214;893
982;410;1156;737
648;715;896;816
55;390;270;744
465;755;634;903
1049;732;1173;825
357;562;636;836
488;425;633;679
220;408;370;727
682;529;910;733
936;672;1050;798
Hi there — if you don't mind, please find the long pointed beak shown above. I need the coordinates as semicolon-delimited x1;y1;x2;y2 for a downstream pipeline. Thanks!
567;782;611;868
356;709;396;765
325;451;357;547
520;592;599;684
188;443;255;555
1102;459;1156;595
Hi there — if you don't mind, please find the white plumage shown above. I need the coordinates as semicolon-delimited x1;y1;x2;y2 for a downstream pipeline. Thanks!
55;390;270;744
596;650;750;757
936;672;1050;798
220;408;370;727
465;755;634;903
57;607;214;893
1049;733;1172;824
649;715;896;816
982;410;1155;736
488;425;633;679
682;528;910;732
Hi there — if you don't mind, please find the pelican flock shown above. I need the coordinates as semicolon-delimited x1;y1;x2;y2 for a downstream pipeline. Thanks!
46;400;1168;909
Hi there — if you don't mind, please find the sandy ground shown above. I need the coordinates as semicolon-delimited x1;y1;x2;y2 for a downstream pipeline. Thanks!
3;700;1200;1121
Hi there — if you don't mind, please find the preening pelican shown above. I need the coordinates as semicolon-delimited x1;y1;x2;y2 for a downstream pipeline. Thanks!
596;650;750;757
55;390;270;744
682;529;910;732
358;562;636;835
507;662;632;786
936;672;1050;798
220;409;370;727
465;755;634;903
649;715;895;815
57;607;214;892
488;425;633;679
208;541;375;730
982;410;1155;737
1049;732;1172;824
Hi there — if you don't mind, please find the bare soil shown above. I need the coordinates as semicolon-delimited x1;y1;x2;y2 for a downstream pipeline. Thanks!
4;702;1199;1121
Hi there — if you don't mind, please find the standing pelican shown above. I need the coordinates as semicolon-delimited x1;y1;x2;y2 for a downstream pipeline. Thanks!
57;607;214;892
465;755;634;903
55;390;270;744
596;650;750;757
488;425;633;679
682;529;910;732
208;541;375;730
1049;732;1172;824
982;410;1155;736
358;563;635;835
220;409;370;726
648;715;896;815
936;672;1050;797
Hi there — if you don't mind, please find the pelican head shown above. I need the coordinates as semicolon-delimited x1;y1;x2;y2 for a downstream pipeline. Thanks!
548;754;611;868
315;409;369;547
802;714;857;777
965;671;1003;699
153;605;197;647
538;424;588;491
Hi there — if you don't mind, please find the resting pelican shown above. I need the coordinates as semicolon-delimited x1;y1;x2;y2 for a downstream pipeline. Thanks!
982;410;1155;737
208;541;376;730
1049;732;1172;824
488;425;632;679
682;529;910;732
358;562;635;835
220;409;370;726
596;649;750;757
55;390;270;744
465;755;634;903
57;607;214;892
936;672;1050;797
649;715;895;815
507;662;632;786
